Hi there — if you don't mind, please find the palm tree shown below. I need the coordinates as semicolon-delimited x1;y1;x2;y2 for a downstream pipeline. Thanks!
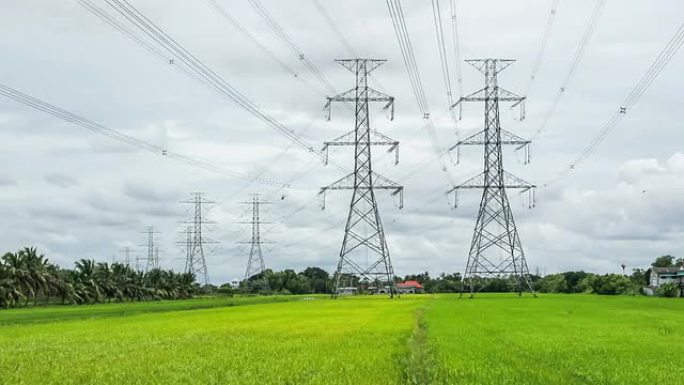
94;263;121;303
2;251;34;307
0;262;25;308
1;247;199;308
22;247;49;306
74;259;101;304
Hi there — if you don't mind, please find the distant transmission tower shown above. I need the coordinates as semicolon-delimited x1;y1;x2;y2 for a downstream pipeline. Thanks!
180;192;216;285
240;194;271;282
448;59;536;297
119;246;131;266
320;58;403;298
141;226;160;272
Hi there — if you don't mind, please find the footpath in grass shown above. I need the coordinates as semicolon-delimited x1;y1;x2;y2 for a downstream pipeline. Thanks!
0;296;427;385
424;294;684;385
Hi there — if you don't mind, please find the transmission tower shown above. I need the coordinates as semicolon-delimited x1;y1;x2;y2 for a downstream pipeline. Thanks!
119;246;132;266
140;226;160;272
448;59;536;297
239;194;272;282
320;58;403;298
179;192;216;286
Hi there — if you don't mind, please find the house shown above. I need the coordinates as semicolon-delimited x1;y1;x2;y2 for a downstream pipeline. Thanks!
336;287;357;296
644;267;684;296
396;280;424;294
230;279;240;289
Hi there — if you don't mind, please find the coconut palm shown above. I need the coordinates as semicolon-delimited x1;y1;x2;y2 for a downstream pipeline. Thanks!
1;248;199;308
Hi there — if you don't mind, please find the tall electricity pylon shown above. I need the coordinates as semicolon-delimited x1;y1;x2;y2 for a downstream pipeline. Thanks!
448;59;536;297
119;246;132;266
321;58;403;298
239;194;271;281
180;192;215;285
141;226;160;272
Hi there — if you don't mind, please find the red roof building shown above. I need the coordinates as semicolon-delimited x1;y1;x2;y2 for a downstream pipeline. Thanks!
397;280;423;288
396;280;423;293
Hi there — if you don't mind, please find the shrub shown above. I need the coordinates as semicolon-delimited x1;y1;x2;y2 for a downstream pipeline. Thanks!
656;282;681;298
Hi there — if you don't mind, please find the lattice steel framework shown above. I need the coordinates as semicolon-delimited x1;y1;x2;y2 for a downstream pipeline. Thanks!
240;194;271;281
119;246;132;267
321;59;403;298
448;59;536;297
140;226;159;272
180;192;216;285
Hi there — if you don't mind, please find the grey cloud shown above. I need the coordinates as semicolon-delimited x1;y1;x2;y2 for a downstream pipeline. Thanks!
1;0;682;283
44;173;78;188
0;176;17;186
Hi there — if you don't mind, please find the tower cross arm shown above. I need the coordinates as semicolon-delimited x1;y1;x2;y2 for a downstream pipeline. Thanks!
451;87;526;108
446;171;535;194
319;171;404;208
335;58;387;73
325;87;395;120
322;130;400;165
319;171;402;192
448;128;530;151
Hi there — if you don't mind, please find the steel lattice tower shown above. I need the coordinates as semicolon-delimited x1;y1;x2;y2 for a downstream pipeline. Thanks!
180;192;215;285
321;58;403;298
240;194;271;281
119;246;132;266
448;59;536;297
141;226;160;272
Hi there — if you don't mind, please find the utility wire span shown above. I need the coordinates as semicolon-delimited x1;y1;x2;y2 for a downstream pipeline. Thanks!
522;0;561;96
431;0;459;137
532;0;606;141
386;0;429;115
0;83;312;189
448;0;463;118
386;0;455;185
205;0;296;77
204;0;323;98
311;0;357;57
77;0;210;89
309;0;388;93
87;0;347;174
247;0;335;95
546;23;684;185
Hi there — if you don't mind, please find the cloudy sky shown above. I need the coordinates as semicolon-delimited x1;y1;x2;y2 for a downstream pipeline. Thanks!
0;0;682;283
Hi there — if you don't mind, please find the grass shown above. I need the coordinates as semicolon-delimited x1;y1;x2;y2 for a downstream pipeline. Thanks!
425;294;684;385
0;295;307;326
0;294;683;384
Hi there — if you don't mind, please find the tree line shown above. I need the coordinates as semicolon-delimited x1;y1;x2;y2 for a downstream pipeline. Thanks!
236;255;682;297
3;247;681;308
0;247;197;308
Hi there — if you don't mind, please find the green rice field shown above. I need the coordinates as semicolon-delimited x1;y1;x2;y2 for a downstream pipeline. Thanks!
1;294;682;384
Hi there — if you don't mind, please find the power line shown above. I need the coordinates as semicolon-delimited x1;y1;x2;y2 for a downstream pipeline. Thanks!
89;0;346;173
431;0;459;136
531;0;606;141
311;0;357;57
310;0;388;93
386;0;454;185
247;0;335;95
522;0;561;96
448;0;463;117
386;0;429;114
0;83;311;189
547;22;684;184
79;0;330;196
204;0;323;97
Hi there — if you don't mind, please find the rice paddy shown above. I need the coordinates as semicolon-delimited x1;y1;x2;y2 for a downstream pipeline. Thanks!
1;294;682;384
